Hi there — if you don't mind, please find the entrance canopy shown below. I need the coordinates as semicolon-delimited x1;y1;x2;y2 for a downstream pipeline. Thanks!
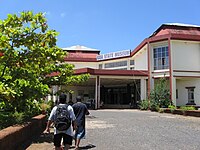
73;68;148;109
74;68;148;86
74;68;148;77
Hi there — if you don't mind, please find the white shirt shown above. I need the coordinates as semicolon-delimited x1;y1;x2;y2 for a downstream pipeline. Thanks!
48;104;76;136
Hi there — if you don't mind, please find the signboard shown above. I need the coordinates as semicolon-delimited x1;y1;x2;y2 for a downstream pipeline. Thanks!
97;50;130;61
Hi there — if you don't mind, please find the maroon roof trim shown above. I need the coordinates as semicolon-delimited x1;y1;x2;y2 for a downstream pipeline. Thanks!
64;57;97;62
171;34;200;41
63;25;200;63
74;68;148;76
63;32;200;63
131;39;147;56
148;34;169;43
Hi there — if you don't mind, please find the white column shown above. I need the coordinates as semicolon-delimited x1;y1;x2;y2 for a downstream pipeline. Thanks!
140;78;146;100
95;76;101;109
171;77;177;106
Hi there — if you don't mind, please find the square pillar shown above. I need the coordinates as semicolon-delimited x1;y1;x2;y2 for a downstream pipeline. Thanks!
95;76;101;109
140;78;147;100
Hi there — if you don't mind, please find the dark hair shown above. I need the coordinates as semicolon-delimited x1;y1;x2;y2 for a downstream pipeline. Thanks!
76;96;82;102
59;93;67;104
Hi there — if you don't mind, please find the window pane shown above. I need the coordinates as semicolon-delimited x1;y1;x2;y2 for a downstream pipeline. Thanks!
153;46;169;70
130;60;134;65
105;61;127;68
153;48;157;53
99;64;102;69
162;47;165;53
158;48;161;53
154;58;157;66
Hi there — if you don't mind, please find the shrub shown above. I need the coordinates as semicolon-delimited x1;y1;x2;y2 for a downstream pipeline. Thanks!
139;100;149;110
13;111;25;124
0;111;25;129
168;104;176;113
160;99;171;108
150;78;171;111
180;106;196;111
150;99;160;111
159;108;164;113
0;99;45;129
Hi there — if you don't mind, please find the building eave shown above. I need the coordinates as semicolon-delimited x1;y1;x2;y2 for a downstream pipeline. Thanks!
74;68;148;76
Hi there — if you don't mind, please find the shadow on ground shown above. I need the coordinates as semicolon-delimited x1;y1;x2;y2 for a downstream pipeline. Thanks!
17;132;54;150
70;144;96;150
33;132;54;143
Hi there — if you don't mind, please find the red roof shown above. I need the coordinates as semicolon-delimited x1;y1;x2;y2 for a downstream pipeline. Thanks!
131;24;200;57
64;51;98;62
46;68;148;77
63;24;200;62
74;68;148;76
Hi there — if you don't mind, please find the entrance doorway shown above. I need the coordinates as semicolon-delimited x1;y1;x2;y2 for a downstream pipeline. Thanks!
101;80;140;108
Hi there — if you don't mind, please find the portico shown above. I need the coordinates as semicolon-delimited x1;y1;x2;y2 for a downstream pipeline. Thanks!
72;68;148;109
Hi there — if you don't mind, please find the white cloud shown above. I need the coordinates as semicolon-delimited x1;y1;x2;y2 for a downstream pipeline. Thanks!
60;12;66;18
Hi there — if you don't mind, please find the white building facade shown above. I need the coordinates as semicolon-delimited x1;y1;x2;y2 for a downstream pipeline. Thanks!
54;24;200;109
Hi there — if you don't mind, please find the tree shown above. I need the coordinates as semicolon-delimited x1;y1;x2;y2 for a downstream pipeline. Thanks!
150;78;171;111
0;11;89;112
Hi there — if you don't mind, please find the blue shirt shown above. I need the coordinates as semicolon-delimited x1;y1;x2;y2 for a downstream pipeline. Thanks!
72;102;89;127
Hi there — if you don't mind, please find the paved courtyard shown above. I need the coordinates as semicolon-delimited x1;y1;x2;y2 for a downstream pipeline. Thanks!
24;109;200;150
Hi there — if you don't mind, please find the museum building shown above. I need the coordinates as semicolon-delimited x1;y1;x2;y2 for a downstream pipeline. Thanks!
51;23;200;109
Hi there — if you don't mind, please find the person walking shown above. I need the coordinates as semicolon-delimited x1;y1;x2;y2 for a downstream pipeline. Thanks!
72;96;90;150
44;93;77;150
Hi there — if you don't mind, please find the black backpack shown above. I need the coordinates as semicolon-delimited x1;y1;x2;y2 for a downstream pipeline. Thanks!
54;104;71;131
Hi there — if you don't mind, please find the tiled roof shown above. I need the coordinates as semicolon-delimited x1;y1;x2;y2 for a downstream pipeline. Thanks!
151;23;200;37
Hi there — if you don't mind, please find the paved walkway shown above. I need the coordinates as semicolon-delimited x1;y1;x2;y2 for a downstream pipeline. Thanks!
23;109;200;150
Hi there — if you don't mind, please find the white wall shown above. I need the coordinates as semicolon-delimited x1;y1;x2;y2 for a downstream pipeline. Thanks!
61;85;95;103
134;47;148;70
69;62;98;69
171;40;200;71
176;78;200;106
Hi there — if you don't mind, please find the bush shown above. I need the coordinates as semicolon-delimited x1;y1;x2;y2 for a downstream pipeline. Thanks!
0;99;46;130
160;99;171;108
168;104;176;113
180;106;196;111
0;111;26;129
139;100;149;110
149;78;171;111
150;99;160;111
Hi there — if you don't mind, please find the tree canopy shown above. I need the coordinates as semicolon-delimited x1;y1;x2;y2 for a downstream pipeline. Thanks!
0;11;89;112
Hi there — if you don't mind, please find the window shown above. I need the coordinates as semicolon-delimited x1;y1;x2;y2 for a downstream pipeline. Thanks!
105;61;127;68
130;60;134;65
153;46;169;70
115;68;127;70
99;64;103;69
186;87;195;104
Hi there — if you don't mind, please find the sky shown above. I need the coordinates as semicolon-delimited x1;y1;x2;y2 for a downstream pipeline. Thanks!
0;0;200;54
